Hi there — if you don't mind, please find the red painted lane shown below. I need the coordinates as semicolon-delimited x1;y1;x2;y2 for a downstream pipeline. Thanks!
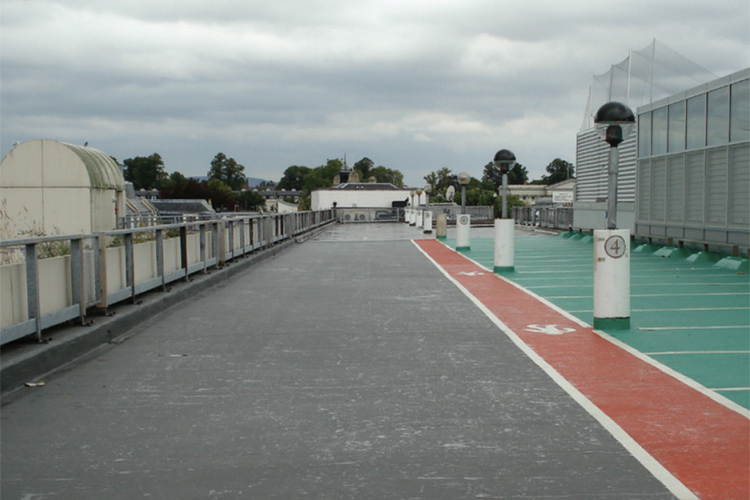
416;239;750;500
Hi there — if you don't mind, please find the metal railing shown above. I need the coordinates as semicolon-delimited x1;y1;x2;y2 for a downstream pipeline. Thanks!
0;210;335;346
426;205;494;222
513;206;573;230
335;206;495;224
337;207;405;223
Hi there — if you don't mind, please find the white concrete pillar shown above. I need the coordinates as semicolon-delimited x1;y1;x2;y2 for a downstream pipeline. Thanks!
409;208;416;226
456;214;470;250
436;213;447;239
493;218;514;272
416;210;423;229
423;211;433;234
593;229;631;330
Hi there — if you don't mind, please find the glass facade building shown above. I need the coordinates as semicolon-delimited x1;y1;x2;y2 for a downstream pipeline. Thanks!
635;68;749;249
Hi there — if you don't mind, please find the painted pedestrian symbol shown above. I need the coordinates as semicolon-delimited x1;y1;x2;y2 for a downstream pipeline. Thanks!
457;271;485;276
524;324;576;335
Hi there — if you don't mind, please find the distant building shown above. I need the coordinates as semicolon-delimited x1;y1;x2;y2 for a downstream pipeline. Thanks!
333;163;359;185
0;139;125;238
258;190;302;202
508;179;575;206
311;182;412;211
148;199;216;219
265;198;299;213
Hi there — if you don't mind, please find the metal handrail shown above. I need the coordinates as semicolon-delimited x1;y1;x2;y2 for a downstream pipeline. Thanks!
0;210;336;346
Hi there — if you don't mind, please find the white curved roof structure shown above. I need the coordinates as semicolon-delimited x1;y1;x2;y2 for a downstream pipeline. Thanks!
0;139;126;237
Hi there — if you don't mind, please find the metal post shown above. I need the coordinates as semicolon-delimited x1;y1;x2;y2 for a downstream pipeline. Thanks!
607;146;619;229
501;173;508;219
198;225;207;274
251;217;257;247
180;226;189;280
96;234;108;312
70;238;85;324
125;233;135;302
156;229;166;288
239;219;246;256
25;243;42;342
461;186;467;215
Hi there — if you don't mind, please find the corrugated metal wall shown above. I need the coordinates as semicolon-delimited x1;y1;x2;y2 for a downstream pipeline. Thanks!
635;143;749;246
575;128;637;203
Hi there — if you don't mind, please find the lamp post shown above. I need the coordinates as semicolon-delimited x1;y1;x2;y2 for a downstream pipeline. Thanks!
456;172;471;251
492;149;516;273
594;102;635;229
592;101;635;330
493;149;516;219
409;190;416;225
416;188;424;229
423;185;432;234
458;171;470;215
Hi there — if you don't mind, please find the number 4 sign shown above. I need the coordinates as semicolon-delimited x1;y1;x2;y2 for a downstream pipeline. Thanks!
605;235;626;259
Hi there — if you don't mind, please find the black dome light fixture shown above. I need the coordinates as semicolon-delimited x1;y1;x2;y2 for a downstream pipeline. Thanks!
493;149;516;174
458;171;470;214
493;149;516;218
594;101;635;229
594;101;636;147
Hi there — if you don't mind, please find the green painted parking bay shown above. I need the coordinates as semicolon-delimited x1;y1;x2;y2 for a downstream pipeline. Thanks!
447;231;750;410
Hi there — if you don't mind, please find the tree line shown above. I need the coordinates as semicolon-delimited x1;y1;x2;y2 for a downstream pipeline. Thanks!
122;152;264;211
423;158;574;214
122;149;572;213
121;153;405;212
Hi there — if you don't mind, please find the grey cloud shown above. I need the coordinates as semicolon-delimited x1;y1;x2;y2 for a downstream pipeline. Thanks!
2;0;748;185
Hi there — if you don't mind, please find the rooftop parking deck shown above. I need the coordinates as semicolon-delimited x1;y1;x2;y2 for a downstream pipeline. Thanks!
1;223;748;499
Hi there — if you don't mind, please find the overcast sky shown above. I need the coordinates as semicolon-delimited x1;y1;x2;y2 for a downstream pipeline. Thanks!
2;0;748;186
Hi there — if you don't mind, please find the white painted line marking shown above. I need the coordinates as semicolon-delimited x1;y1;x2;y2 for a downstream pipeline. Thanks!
645;351;750;355
639;326;749;331
425;240;750;419
548;293;750;299
413;241;700;500
568;307;749;314
714;388;750;392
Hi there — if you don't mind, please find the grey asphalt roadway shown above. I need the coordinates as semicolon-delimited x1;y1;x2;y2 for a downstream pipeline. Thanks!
0;224;676;499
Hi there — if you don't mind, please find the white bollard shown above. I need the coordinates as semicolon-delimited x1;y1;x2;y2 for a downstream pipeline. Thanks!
436;213;447;239
593;229;631;330
493;218;515;272
416;210;423;229
456;214;471;250
423;211;433;234
409;208;415;226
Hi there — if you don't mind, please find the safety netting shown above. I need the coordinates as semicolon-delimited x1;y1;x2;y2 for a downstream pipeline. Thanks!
581;39;717;130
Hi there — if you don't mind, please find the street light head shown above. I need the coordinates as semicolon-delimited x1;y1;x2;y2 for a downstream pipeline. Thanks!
423;185;431;194
594;101;635;147
458;171;471;186
493;149;516;174
416;188;423;196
